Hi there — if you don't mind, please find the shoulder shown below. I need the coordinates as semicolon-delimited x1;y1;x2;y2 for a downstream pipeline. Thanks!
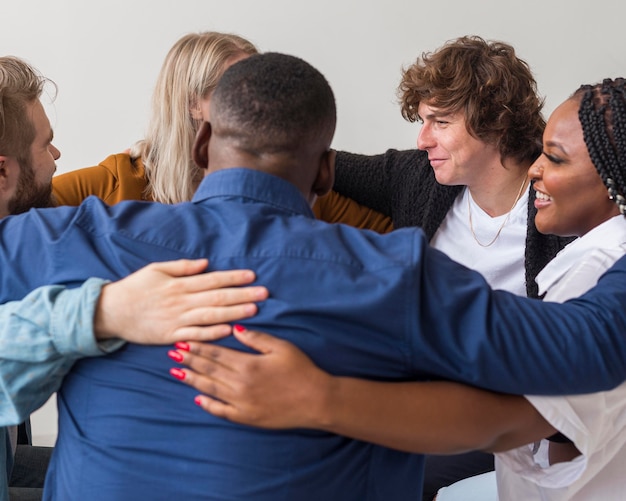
312;220;428;269
96;153;145;179
53;153;149;206
67;194;167;236
63;152;145;184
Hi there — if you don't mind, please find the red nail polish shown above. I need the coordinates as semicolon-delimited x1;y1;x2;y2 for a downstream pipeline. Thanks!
233;324;246;333
170;368;186;380
168;350;184;362
194;395;203;406
175;341;190;352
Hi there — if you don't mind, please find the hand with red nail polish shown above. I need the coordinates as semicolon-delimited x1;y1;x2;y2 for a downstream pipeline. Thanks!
168;350;184;363
175;341;190;352
172;328;331;430
170;368;186;381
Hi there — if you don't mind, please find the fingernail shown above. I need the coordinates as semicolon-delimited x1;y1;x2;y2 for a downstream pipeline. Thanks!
168;350;184;362
194;395;203;406
170;368;186;380
174;342;190;352
243;304;257;315
233;324;246;333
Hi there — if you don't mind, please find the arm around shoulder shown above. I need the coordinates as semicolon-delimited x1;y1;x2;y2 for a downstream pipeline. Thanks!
323;378;555;454
175;327;555;454
333;149;425;216
0;279;117;425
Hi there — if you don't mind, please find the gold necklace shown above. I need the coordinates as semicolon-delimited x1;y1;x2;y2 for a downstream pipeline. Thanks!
467;177;527;248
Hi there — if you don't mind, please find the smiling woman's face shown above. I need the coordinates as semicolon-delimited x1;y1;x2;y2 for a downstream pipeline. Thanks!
528;98;620;237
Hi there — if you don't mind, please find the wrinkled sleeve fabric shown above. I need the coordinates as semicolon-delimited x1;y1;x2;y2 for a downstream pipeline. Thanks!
0;278;124;426
52;153;147;206
406;239;626;395
333;150;397;216
52;162;119;206
5;200;626;397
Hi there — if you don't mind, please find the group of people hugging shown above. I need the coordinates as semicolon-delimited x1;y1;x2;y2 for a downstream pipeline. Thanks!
1;31;626;501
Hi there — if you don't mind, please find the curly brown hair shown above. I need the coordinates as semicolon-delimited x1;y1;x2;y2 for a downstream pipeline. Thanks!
398;36;545;165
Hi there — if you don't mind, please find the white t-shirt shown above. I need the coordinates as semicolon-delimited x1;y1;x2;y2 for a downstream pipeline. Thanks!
496;215;626;500
430;187;529;296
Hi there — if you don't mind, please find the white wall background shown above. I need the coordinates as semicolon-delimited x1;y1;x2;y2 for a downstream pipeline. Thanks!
3;0;626;444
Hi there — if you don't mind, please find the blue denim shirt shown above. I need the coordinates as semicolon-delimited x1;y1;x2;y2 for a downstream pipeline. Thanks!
0;279;120;501
1;168;626;500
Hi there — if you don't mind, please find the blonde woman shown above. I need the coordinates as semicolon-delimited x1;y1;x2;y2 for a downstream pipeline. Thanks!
53;31;392;231
53;32;257;205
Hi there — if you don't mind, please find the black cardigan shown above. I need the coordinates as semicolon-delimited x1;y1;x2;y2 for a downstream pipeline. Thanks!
334;149;574;298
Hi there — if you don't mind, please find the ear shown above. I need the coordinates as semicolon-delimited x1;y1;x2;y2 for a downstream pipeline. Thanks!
0;156;19;216
312;149;335;197
0;156;18;191
192;122;212;171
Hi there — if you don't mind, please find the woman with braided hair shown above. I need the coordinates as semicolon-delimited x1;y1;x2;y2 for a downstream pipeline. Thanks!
173;77;626;501
435;77;626;500
576;78;626;217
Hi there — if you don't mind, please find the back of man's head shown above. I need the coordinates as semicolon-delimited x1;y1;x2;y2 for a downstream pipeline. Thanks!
0;56;50;163
210;52;337;156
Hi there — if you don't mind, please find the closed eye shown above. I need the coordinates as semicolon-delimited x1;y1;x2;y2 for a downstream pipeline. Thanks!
542;151;564;164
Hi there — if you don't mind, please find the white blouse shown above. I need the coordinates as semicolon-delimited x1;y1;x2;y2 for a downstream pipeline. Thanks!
496;215;626;500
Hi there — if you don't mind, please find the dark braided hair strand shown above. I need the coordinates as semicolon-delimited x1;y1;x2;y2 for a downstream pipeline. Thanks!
576;78;626;216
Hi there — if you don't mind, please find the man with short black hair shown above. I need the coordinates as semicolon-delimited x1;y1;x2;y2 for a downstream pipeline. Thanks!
0;55;267;501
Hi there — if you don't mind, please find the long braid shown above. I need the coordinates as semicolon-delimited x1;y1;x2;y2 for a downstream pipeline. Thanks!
610;82;626;188
577;78;626;216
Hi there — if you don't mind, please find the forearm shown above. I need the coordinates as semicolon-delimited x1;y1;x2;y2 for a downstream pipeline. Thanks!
409;247;626;395
178;329;557;452
0;279;121;424
317;378;555;454
334;150;394;216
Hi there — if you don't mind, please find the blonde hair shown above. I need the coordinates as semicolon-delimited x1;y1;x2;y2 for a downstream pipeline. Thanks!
130;32;258;203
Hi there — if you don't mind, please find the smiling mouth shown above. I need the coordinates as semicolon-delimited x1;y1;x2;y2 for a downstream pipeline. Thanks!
535;188;552;201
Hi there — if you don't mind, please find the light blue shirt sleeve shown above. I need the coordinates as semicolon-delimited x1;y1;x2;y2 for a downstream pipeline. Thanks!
0;278;125;426
1;278;125;500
